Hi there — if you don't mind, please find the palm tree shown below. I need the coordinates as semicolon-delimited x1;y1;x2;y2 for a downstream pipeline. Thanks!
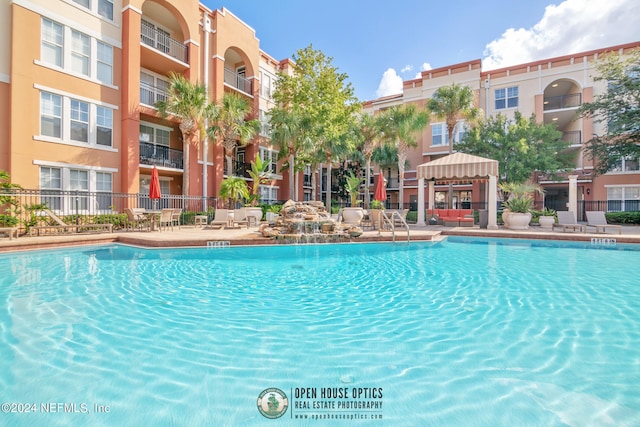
219;176;249;208
207;92;261;176
428;83;480;208
156;73;215;197
247;154;271;206
269;108;307;201
355;113;385;208
379;104;429;209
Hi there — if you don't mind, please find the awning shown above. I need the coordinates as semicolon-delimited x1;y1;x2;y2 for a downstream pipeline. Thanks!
417;152;499;181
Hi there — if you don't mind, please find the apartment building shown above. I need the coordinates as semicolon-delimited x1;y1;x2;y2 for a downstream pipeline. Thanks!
1;0;293;212
363;42;640;212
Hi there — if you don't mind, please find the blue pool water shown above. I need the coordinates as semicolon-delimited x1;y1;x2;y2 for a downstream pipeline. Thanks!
1;237;639;426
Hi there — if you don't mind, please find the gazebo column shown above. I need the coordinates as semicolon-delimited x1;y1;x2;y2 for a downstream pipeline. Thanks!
568;174;578;214
488;175;498;229
417;177;426;226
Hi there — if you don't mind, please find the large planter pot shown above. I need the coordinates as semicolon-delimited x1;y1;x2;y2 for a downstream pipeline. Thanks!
342;207;365;225
506;212;532;230
538;215;555;230
502;209;512;228
368;209;383;229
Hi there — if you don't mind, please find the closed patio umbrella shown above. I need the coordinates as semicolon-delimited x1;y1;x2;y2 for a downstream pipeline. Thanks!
374;173;386;203
149;166;161;209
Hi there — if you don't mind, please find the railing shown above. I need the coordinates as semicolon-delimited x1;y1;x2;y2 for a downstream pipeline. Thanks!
140;142;183;169
562;130;582;145
232;160;250;178
140;21;188;64
140;82;168;106
543;93;582;110
224;68;253;94
303;175;312;187
0;188;218;229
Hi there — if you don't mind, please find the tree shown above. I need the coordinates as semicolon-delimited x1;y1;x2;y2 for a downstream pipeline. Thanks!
247;155;271;206
379;104;429;208
157;72;215;197
219;176;249;208
271;44;360;211
456;112;573;183
207;92;261;177
428;83;481;208
269;108;308;201
354;113;385;208
579;48;640;175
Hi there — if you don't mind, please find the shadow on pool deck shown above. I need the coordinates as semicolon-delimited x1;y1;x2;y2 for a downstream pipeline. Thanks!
1;223;639;252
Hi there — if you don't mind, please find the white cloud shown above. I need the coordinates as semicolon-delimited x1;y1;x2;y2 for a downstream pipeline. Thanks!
421;62;432;71
483;0;640;70
376;68;403;97
401;64;413;73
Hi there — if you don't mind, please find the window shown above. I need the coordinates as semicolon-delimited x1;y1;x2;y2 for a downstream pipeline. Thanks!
495;86;518;109
258;109;271;137
70;99;89;142
95;172;112;209
259;186;278;204
431;124;448;147
41;92;62;138
70;169;89;210
72;0;113;21
140;70;169;106
40;18;114;84
97;42;113;84
260;71;273;98
259;147;278;174
139;123;170;146
610;156;640;173
607;186;640;211
96;106;112;146
42;19;63;67
39;90;115;148
40;167;62;210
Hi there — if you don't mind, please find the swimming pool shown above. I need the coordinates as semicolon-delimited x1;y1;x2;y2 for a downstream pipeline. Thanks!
1;237;639;426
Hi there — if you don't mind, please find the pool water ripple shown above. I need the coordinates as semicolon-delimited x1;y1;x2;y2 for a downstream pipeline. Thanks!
1;238;640;426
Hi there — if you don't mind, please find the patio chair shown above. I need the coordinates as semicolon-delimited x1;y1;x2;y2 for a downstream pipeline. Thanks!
552;211;585;233
393;209;409;227
171;208;182;229
231;208;250;228
125;208;150;232
585;211;622;235
158;208;174;231
210;209;229;229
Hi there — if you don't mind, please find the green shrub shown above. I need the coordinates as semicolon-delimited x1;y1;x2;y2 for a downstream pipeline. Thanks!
604;211;640;224
406;211;417;223
0;214;19;227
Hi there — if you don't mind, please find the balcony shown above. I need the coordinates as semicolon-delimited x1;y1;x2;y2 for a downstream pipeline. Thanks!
141;20;188;64
224;68;253;95
140;142;183;170
543;93;581;111
562;130;582;146
140;82;167;107
232;160;250;178
303;175;312;187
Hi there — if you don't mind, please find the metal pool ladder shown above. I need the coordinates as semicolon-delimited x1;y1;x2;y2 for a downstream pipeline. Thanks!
380;210;410;243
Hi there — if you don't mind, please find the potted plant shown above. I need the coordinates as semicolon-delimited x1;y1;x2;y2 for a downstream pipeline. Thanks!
369;199;385;229
538;207;556;230
219;176;249;209
342;172;364;225
499;181;543;230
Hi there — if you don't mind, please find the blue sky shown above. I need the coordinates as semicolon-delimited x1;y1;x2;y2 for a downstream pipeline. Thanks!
203;0;640;101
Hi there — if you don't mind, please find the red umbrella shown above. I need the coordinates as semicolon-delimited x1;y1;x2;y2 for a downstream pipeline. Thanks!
374;172;387;202
149;166;161;202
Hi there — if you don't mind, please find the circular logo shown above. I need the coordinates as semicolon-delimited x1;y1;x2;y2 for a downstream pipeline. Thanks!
257;388;288;419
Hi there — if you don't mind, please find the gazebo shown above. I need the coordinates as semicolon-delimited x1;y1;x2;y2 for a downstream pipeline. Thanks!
415;152;499;229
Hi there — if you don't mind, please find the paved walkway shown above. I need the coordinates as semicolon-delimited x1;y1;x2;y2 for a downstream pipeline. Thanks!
1;222;639;252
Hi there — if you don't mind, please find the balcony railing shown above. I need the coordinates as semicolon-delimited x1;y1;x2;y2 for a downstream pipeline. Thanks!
562;130;582;145
303;175;312;187
139;142;183;169
141;20;188;64
543;93;582;110
140;82;168;107
224;68;253;94
232;160;250;178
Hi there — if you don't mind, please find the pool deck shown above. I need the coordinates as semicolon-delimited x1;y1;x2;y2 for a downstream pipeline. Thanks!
1;222;639;252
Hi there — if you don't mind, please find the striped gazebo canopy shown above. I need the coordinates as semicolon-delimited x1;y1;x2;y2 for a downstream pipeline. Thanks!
417;152;498;181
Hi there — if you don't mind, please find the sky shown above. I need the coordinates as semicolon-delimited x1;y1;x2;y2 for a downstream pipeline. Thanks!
202;0;640;101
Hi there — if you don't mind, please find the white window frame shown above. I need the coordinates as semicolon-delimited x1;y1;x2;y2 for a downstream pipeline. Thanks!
259;147;278;176
431;121;467;147
40;92;62;138
38;88;117;150
71;0;114;22
140;69;170;107
495;86;518;110
41;18;63;67
609;156;640;174
258;109;271;137
40;18;115;86
259;185;278;204
606;185;640;212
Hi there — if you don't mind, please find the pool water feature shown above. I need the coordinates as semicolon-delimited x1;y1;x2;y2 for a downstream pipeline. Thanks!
1;237;639;426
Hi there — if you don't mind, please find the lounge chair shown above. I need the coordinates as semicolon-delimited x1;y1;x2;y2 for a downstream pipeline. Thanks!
230;208;250;228
393;209;409;227
171;208;182;229
210;209;229;229
552;211;585;233
30;208;113;235
585;211;622;235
